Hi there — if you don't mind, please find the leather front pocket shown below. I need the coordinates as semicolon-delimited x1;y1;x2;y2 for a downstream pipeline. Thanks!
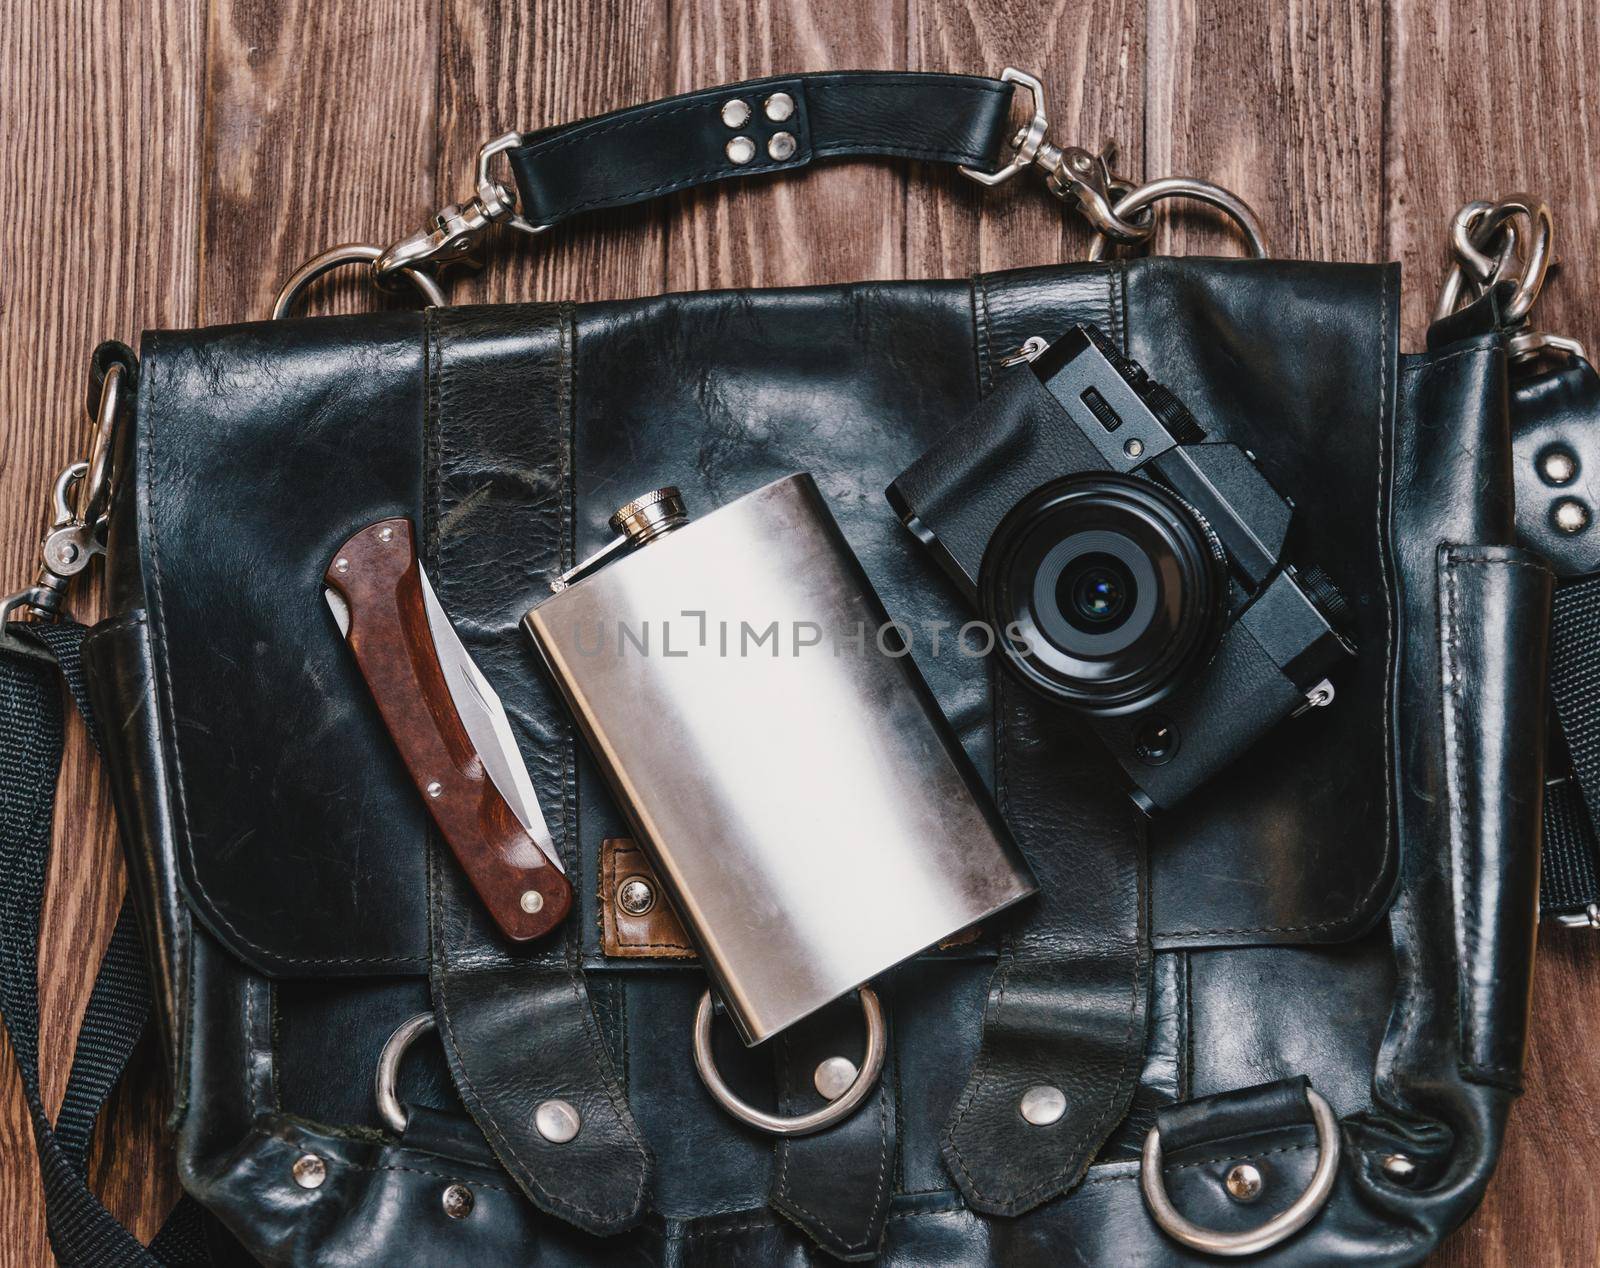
1437;545;1552;1088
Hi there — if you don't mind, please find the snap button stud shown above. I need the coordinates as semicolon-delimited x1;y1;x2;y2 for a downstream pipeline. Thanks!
813;1055;858;1101
720;99;751;128
767;131;797;161
1539;445;1579;485
616;875;656;916
292;1153;327;1189
1225;1162;1264;1202
1019;1084;1066;1126
764;92;795;122
519;889;544;914
534;1098;581;1144
1380;1152;1417;1183
1553;497;1590;534
441;1183;474;1219
726;136;756;166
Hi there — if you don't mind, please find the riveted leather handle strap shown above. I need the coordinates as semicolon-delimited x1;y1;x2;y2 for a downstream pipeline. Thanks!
507;71;1013;228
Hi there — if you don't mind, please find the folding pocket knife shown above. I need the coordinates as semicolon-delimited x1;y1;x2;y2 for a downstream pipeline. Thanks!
323;517;571;941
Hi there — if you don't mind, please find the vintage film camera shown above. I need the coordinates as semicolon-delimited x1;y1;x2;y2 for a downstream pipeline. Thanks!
888;324;1354;811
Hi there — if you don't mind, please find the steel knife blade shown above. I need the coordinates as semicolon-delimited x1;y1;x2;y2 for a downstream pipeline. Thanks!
417;566;564;873
323;517;571;941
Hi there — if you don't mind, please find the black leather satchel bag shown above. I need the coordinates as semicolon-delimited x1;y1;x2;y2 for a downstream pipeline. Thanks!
3;69;1590;1266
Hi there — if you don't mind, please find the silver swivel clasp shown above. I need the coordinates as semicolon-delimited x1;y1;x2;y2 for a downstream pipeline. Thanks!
2;358;127;640
375;132;549;282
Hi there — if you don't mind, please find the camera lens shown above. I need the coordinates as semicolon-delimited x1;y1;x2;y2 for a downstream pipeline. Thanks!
1061;553;1136;632
978;473;1227;716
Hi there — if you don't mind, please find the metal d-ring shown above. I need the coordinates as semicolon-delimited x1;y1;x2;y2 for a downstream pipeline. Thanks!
375;1012;437;1134
692;987;886;1137
1086;177;1270;261
271;244;447;320
1140;1088;1341;1257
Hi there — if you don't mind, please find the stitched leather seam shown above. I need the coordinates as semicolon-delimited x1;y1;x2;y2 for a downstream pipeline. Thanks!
79;608;149;657
242;965;257;1119
333;1158;516;1195
1398;345;1494;375
972;274;994;396
1440;552;1477;1069
141;334;418;968
544;157;812;217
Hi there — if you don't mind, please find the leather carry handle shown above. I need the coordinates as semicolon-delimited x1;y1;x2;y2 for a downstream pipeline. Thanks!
504;71;1012;227
273;68;1268;317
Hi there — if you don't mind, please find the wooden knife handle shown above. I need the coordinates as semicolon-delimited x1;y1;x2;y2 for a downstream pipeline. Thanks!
324;518;571;941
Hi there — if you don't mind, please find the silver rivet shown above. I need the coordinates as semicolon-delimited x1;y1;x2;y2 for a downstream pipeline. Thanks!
616;875;655;916
764;92;795;122
519;889;544;914
813;1055;858;1101
1553;497;1590;534
534;1098;581;1144
441;1182;474;1219
1019;1084;1066;1126
1380;1152;1417;1183
334;557;350;573
725;136;756;165
377;525;395;542
1540;446;1579;485
426;780;443;798
292;1153;327;1189
767;131;797;161
1124;438;1145;459
1225;1162;1264;1202
720;98;751;128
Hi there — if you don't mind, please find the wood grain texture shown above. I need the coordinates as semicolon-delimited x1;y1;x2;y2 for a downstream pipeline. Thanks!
0;3;204;1264
1385;0;1600;347
907;0;1145;278
1;2;1596;1263
1148;0;1384;262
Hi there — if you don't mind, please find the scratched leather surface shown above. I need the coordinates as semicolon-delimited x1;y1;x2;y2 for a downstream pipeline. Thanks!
93;259;1546;1263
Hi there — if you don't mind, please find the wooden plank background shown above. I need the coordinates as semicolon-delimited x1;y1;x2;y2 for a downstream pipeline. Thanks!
1;1;1595;1262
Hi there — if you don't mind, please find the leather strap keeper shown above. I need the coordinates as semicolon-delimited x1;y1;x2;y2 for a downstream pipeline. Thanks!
600;839;695;958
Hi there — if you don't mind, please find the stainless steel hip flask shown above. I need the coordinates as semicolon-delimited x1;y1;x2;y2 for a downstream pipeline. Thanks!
524;474;1035;1049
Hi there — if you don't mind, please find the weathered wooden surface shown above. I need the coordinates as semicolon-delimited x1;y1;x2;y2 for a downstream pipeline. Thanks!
1;1;1595;1262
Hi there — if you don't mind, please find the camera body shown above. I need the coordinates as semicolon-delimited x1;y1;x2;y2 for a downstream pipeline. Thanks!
887;323;1353;811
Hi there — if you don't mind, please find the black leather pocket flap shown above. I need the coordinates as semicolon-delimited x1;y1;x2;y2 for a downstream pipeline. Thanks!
135;315;432;975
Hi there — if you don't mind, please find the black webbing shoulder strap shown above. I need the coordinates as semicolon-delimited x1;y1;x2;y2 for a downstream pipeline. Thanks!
0;621;207;1267
1541;577;1600;923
